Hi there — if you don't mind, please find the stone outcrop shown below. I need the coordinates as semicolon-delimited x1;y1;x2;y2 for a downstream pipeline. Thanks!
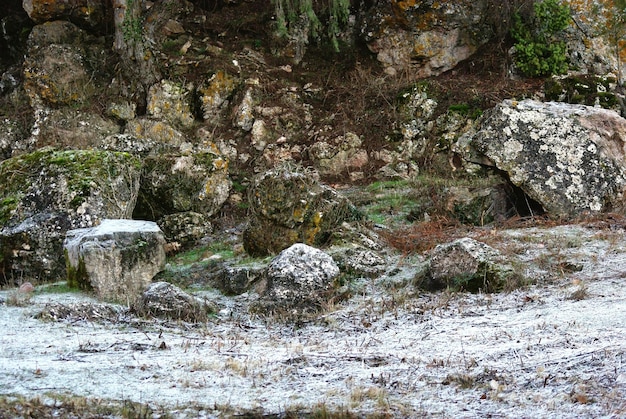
147;80;195;129
22;0;111;30
0;148;141;283
24;21;108;108
64;219;166;302
254;243;340;315
308;132;368;179
132;281;215;322
457;100;626;217
361;0;492;76
133;152;231;221
157;211;212;247
427;238;517;292
243;166;360;256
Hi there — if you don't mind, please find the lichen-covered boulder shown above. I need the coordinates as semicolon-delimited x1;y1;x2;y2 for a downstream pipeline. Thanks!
30;108;120;151
361;0;491;76
243;166;361;256
147;80;195;129
330;246;386;278
308;132;368;178
0;148;141;283
427;238;518;292
133;152;231;221
132;281;215;322
23;21;108;108
157;211;212;247
254;243;340;315
457;100;626;217
23;0;111;30
125;118;187;148
199;71;238;121
64;220;166;302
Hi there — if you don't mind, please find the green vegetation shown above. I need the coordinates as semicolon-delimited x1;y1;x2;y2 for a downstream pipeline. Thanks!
65;250;92;291
511;0;571;77
273;0;351;51
122;0;144;44
448;103;483;119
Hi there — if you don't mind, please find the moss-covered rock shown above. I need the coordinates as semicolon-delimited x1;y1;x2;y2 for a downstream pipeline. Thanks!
243;165;361;256
544;75;618;111
426;237;521;293
133;151;231;221
0;148;141;283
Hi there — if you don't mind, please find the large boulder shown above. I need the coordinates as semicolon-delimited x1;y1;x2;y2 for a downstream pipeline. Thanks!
132;281;215;322
243;166;360;256
146;80;195;129
0;148;141;283
308;132;369;179
361;0;492;76
457;100;626;217
24;21;108;108
133;152;231;221
254;243;340;315
426;238;518;292
22;0;111;30
64;219;166;302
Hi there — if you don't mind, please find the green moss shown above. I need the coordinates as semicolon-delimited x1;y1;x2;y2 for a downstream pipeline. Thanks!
0;196;20;225
0;148;141;221
65;249;92;291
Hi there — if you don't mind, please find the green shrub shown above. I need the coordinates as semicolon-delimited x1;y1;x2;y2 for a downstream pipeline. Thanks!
511;0;570;77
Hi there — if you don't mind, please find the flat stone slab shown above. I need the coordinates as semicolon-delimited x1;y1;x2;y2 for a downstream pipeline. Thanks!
64;219;166;302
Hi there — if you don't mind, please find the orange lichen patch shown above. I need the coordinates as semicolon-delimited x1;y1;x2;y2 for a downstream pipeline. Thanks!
396;0;418;10
212;157;228;171
200;71;237;109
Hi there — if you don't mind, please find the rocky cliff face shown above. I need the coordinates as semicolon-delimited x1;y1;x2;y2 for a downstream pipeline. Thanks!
1;0;626;284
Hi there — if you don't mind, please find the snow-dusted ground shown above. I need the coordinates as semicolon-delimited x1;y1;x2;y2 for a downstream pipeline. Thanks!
1;224;626;417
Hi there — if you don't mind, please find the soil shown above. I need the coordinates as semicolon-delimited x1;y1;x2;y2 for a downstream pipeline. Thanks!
1;222;626;418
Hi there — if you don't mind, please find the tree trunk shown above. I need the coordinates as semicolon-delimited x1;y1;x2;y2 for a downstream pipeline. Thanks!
112;0;160;110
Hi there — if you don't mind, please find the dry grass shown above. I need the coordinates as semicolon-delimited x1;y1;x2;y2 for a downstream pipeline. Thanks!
380;217;466;254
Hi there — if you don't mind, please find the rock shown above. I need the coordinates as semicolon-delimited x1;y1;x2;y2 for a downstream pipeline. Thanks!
198;71;238;121
427;238;517;292
544;74;618;110
23;21;108;108
132;281;214;322
157;211;212;247
23;0;110;30
0;148;141;283
330;246;386;278
243;166;361;256
235;88;256;131
361;0;491;76
254;243;340;315
457;100;626;217
125;118;187;148
308;132;369;177
133;152;231;221
64;219;166;302
29;108;120;151
147;80;195;129
214;265;264;296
